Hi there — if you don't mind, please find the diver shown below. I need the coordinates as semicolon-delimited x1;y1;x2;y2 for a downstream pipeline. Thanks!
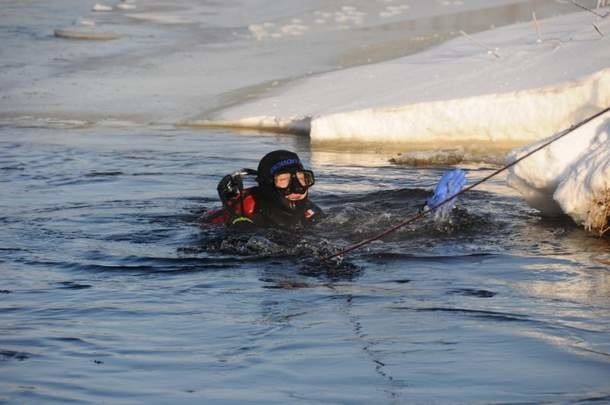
202;150;324;230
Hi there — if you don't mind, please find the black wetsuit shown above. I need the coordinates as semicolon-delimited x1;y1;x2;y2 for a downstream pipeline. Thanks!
202;186;324;231
204;149;323;231
247;186;324;230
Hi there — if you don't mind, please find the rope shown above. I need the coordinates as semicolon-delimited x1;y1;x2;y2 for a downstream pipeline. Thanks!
322;106;610;261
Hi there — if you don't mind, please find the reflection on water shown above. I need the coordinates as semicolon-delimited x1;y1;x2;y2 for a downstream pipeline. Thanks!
310;149;394;167
517;261;610;305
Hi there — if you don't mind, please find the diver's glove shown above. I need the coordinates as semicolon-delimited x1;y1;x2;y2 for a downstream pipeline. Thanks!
217;174;243;207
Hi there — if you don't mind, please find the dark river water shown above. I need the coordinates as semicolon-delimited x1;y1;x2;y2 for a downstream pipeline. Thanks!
1;125;609;403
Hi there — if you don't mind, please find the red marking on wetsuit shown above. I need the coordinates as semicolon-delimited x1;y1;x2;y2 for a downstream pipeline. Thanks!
241;194;256;217
202;208;230;225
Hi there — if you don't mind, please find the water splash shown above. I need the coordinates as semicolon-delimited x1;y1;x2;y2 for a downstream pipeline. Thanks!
425;169;467;223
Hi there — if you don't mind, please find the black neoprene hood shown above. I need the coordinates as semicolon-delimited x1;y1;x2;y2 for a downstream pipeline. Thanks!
256;150;304;185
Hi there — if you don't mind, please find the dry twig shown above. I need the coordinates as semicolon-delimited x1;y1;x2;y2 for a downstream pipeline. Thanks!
572;0;606;17
459;30;500;58
532;12;543;42
586;188;610;236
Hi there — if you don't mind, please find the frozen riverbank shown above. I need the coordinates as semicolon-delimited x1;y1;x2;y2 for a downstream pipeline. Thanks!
0;0;591;126
203;8;609;147
508;109;610;236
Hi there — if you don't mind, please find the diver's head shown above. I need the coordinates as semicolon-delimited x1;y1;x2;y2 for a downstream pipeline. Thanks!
256;150;315;210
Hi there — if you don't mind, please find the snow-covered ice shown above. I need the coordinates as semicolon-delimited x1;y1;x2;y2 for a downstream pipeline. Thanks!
205;10;610;147
507;110;609;235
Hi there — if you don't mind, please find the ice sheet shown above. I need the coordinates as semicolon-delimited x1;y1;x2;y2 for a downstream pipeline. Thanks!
507;111;610;235
0;0;588;126
208;9;610;148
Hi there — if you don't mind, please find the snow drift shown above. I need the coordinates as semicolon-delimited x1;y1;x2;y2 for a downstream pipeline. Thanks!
310;69;610;145
507;111;610;235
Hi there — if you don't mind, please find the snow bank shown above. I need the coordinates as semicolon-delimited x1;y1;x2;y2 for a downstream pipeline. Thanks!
311;69;609;145
206;9;610;147
507;111;610;235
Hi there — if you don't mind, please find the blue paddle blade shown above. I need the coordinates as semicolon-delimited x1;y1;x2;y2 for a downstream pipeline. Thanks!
426;169;467;220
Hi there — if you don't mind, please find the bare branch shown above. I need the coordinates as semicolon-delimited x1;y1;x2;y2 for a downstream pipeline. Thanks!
459;30;500;58
571;0;607;17
532;12;543;42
